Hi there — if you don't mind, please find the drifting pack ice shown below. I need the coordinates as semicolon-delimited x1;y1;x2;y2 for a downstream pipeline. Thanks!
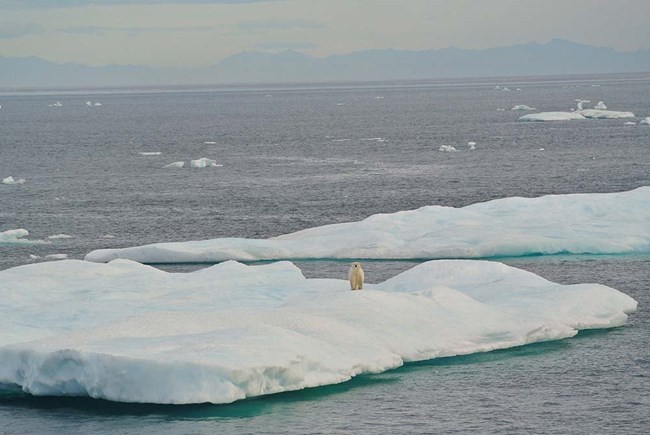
86;188;650;264
0;259;637;404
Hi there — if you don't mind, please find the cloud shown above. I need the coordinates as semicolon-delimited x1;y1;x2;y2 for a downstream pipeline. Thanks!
0;0;277;9
253;41;317;50
0;21;45;38
239;19;325;32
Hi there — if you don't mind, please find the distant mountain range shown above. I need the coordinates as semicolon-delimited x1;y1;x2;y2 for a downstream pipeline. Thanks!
2;39;650;89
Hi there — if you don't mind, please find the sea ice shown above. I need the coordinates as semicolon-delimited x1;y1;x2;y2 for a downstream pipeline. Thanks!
518;112;586;122
468;141;476;150
2;176;25;185
204;141;217;144
439;145;457;152
47;234;72;239
138;152;162;156
624;122;636;125
190;158;221;168
85;188;650;264
575;99;590;110
577;109;635;119
594;101;607;110
44;253;68;260
640;117;650;125
0;259;636;404
511;105;536;111
163;161;185;168
0;229;46;245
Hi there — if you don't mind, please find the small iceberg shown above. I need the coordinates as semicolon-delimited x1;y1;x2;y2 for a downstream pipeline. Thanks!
439;145;457;152
2;176;25;185
48;101;63;107
47;234;72;240
163;161;185;168
138;152;162;156
639;117;650;125
0;259;636;404
575;99;590;110
594;101;607;110
577;109;634;119
468;142;476;150
511;105;536;111
518;112;586;122
203;141;217;145
0;229;47;245
190;158;221;168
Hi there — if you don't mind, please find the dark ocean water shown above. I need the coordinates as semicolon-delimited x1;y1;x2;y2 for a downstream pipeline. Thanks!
1;75;649;434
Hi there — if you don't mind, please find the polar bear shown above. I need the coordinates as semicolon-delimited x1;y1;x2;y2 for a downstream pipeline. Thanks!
348;262;364;290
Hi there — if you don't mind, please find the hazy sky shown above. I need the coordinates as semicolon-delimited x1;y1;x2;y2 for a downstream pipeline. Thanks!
1;0;649;66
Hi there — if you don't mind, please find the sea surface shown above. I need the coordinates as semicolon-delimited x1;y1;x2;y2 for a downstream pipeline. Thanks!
1;74;649;434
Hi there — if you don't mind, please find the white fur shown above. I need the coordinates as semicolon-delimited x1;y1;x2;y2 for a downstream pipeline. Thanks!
348;262;364;290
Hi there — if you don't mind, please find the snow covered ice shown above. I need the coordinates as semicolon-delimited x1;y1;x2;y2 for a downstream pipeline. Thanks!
190;158;221;168
577;109;634;119
85;188;650;264
2;176;25;185
0;229;47;245
0;259;636;404
163;161;185;168
518;112;586;122
511;105;536;111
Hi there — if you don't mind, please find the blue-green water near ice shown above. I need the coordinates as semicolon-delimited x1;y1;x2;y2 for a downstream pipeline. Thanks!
1;75;649;433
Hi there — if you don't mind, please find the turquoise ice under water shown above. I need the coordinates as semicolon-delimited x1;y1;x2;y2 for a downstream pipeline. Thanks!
1;74;649;433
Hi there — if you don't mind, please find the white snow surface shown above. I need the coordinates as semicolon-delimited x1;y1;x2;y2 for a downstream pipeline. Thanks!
0;259;637;404
85;188;650;264
518;112;586;122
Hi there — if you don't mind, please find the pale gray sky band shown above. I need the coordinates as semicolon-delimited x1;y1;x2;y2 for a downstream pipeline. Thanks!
0;0;648;67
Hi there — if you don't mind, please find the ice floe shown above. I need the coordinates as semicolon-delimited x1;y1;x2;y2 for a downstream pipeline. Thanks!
0;259;636;404
511;105;536;111
0;229;46;245
468;141;476;150
203;141;217;145
85;188;650;264
44;253;68;260
1;176;25;185
138;152;162;156
518;112;587;122
594;101;607;110
575;99;590;110
190;158;221;168
47;234;72;239
163;161;185;168
640;117;650;125
624;122;636;125
577;109;635;119
48;101;63;107
439;145;457;152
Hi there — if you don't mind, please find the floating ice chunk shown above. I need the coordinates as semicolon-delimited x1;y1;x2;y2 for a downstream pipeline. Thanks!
28;254;40;259
190;158;221;168
468;142;476;150
439;145;457;152
624;122;636;125
44;253;68;260
374;96;384;99
336;103;345;106
86;101;92;106
639;117;650;125
518;112;586;122
0;259;636;404
138;152;162;156
0;229;46;245
594;101;607;110
539;148;545;151
100;234;115;239
515;88;522;91
331;138;351;142
360;137;387;142
575;99;590;110
2;176;25;185
163;161;185;168
577;109;635;119
85;188;650;264
502;87;511;91
203;141;217;144
496;108;506;111
511;105;536;111
47;234;72;239
94;102;102;106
